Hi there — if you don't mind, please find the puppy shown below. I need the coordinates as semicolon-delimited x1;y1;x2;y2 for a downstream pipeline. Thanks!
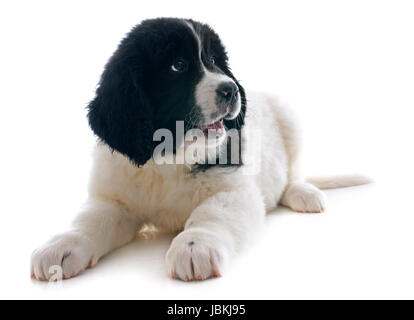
31;18;370;282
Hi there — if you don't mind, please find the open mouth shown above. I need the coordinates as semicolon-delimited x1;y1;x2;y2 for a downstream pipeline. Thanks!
197;118;226;147
183;118;227;149
199;119;224;133
197;119;226;145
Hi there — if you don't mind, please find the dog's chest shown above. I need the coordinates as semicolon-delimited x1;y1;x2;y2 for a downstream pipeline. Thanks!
90;149;225;231
90;147;234;230
128;164;228;230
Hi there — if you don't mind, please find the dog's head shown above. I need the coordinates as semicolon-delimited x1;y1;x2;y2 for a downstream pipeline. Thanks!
88;18;246;166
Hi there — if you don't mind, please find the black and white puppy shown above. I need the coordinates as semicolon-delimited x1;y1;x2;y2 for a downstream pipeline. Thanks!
31;18;369;282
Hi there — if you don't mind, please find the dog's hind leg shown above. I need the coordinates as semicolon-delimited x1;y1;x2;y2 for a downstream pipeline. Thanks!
267;96;327;213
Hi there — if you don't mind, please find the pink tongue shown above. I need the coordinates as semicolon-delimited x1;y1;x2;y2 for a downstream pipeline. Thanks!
201;120;223;131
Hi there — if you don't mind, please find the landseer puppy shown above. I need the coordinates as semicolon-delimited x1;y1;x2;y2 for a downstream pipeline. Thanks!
31;18;370;282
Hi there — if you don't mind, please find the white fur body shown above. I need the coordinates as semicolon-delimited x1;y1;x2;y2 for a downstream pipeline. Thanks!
31;91;369;282
89;92;291;230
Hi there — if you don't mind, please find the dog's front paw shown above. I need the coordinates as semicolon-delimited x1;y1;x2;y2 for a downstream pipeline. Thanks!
166;230;228;281
31;232;96;281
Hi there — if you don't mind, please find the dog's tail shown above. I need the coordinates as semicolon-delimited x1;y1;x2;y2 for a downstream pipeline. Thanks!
306;174;372;190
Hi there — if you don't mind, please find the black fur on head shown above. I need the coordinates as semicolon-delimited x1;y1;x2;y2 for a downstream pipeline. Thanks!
87;18;246;167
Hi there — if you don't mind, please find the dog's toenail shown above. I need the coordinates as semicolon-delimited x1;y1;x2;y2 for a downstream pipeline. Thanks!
188;241;195;246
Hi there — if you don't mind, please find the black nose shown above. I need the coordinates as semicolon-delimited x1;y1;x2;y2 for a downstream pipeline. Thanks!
217;82;239;103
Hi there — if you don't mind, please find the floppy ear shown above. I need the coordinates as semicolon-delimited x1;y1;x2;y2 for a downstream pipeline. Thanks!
87;58;154;167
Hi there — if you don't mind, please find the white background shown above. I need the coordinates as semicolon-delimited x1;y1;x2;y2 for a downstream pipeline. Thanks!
0;0;413;299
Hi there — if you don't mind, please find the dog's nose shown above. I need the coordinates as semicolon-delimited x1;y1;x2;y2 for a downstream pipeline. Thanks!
217;82;239;103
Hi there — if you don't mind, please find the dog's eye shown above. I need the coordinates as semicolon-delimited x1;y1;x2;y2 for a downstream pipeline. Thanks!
171;59;188;73
209;56;216;65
